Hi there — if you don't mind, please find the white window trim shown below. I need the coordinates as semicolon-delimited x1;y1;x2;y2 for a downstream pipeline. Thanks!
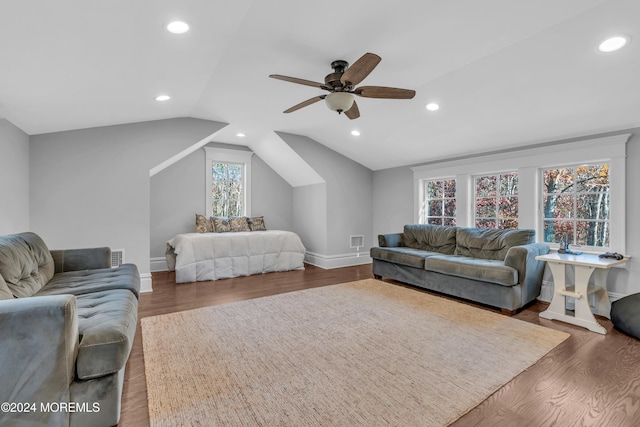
411;133;629;253
204;147;253;217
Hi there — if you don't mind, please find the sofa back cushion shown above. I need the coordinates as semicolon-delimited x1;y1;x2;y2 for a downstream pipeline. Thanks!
455;228;535;260
0;232;55;297
0;274;14;300
403;224;458;254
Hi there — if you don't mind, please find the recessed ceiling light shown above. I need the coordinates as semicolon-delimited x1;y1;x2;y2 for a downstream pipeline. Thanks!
597;36;629;53
166;21;190;34
351;130;360;136
236;133;246;138
155;95;171;101
426;103;440;111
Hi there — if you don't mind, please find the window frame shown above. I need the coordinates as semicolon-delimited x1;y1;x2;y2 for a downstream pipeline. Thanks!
419;178;457;225
540;162;612;251
411;133;628;254
204;147;253;218
473;171;519;229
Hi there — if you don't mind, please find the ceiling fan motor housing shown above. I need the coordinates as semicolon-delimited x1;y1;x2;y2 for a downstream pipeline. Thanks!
325;60;350;90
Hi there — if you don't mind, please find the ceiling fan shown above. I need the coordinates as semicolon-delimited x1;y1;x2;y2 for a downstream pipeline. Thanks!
269;53;416;120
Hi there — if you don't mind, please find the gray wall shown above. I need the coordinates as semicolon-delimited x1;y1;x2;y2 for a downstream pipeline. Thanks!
29;117;226;276
372;166;414;239
293;183;328;254
372;128;640;297
150;142;294;258
0;119;30;235
280;132;374;256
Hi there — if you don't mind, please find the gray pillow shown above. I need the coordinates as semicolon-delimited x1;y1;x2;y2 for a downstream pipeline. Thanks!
230;217;251;232
248;216;267;231
211;216;231;233
195;213;214;233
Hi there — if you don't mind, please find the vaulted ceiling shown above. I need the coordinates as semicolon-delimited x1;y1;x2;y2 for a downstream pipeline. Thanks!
1;0;638;170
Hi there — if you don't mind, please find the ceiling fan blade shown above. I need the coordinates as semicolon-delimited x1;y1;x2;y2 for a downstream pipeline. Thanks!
340;53;381;86
344;100;360;120
269;74;330;90
283;95;325;113
354;86;416;99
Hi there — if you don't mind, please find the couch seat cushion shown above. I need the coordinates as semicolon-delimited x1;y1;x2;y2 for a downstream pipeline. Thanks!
425;255;518;286
35;264;140;299
74;289;138;380
370;247;441;269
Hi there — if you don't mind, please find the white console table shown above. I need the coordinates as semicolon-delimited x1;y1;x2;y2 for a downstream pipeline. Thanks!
536;253;628;334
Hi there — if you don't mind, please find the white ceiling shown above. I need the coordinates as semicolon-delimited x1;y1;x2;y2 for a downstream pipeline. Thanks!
1;0;639;171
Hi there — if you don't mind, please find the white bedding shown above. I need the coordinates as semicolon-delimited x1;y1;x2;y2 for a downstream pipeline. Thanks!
166;230;306;283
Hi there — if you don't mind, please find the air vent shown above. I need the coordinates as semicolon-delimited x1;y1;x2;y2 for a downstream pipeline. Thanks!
111;249;125;268
350;235;364;249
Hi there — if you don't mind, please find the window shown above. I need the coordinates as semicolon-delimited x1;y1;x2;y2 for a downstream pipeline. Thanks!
420;179;456;225
474;173;518;229
204;147;252;217
542;163;610;248
211;162;244;217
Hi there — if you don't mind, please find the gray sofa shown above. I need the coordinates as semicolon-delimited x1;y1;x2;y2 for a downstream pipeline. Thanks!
371;224;549;314
0;232;139;427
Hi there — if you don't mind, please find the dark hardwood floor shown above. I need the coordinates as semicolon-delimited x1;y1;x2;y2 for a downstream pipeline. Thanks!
119;264;640;426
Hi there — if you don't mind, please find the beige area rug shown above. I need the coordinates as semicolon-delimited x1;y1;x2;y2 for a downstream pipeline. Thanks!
142;279;569;427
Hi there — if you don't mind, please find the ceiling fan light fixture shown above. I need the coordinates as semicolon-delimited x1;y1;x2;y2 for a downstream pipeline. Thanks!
426;103;440;111
325;92;355;113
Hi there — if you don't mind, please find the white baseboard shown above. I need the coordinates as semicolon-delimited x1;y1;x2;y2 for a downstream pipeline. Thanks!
140;272;153;293
304;251;372;269
150;256;168;272
538;280;626;303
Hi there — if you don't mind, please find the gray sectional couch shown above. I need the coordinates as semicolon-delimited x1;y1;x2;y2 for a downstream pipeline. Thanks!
0;232;139;427
371;224;549;314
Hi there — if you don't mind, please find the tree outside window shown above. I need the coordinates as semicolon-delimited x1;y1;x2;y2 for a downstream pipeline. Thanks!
421;179;456;225
211;162;244;217
474;173;518;229
542;164;610;247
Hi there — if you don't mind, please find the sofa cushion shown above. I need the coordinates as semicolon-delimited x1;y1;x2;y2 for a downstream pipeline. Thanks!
403;224;458;254
455;228;535;261
370;247;441;269
75;289;138;380
0;232;55;297
425;255;519;286
0;274;14;300
35;264;140;299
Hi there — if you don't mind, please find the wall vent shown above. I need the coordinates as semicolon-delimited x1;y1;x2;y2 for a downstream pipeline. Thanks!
111;249;125;268
350;235;364;249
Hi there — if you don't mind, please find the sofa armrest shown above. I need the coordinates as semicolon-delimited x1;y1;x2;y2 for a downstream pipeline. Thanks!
0;295;79;426
504;243;550;302
51;247;112;273
378;233;404;247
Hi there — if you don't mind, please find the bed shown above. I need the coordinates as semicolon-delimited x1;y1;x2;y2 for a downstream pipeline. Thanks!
166;230;306;283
